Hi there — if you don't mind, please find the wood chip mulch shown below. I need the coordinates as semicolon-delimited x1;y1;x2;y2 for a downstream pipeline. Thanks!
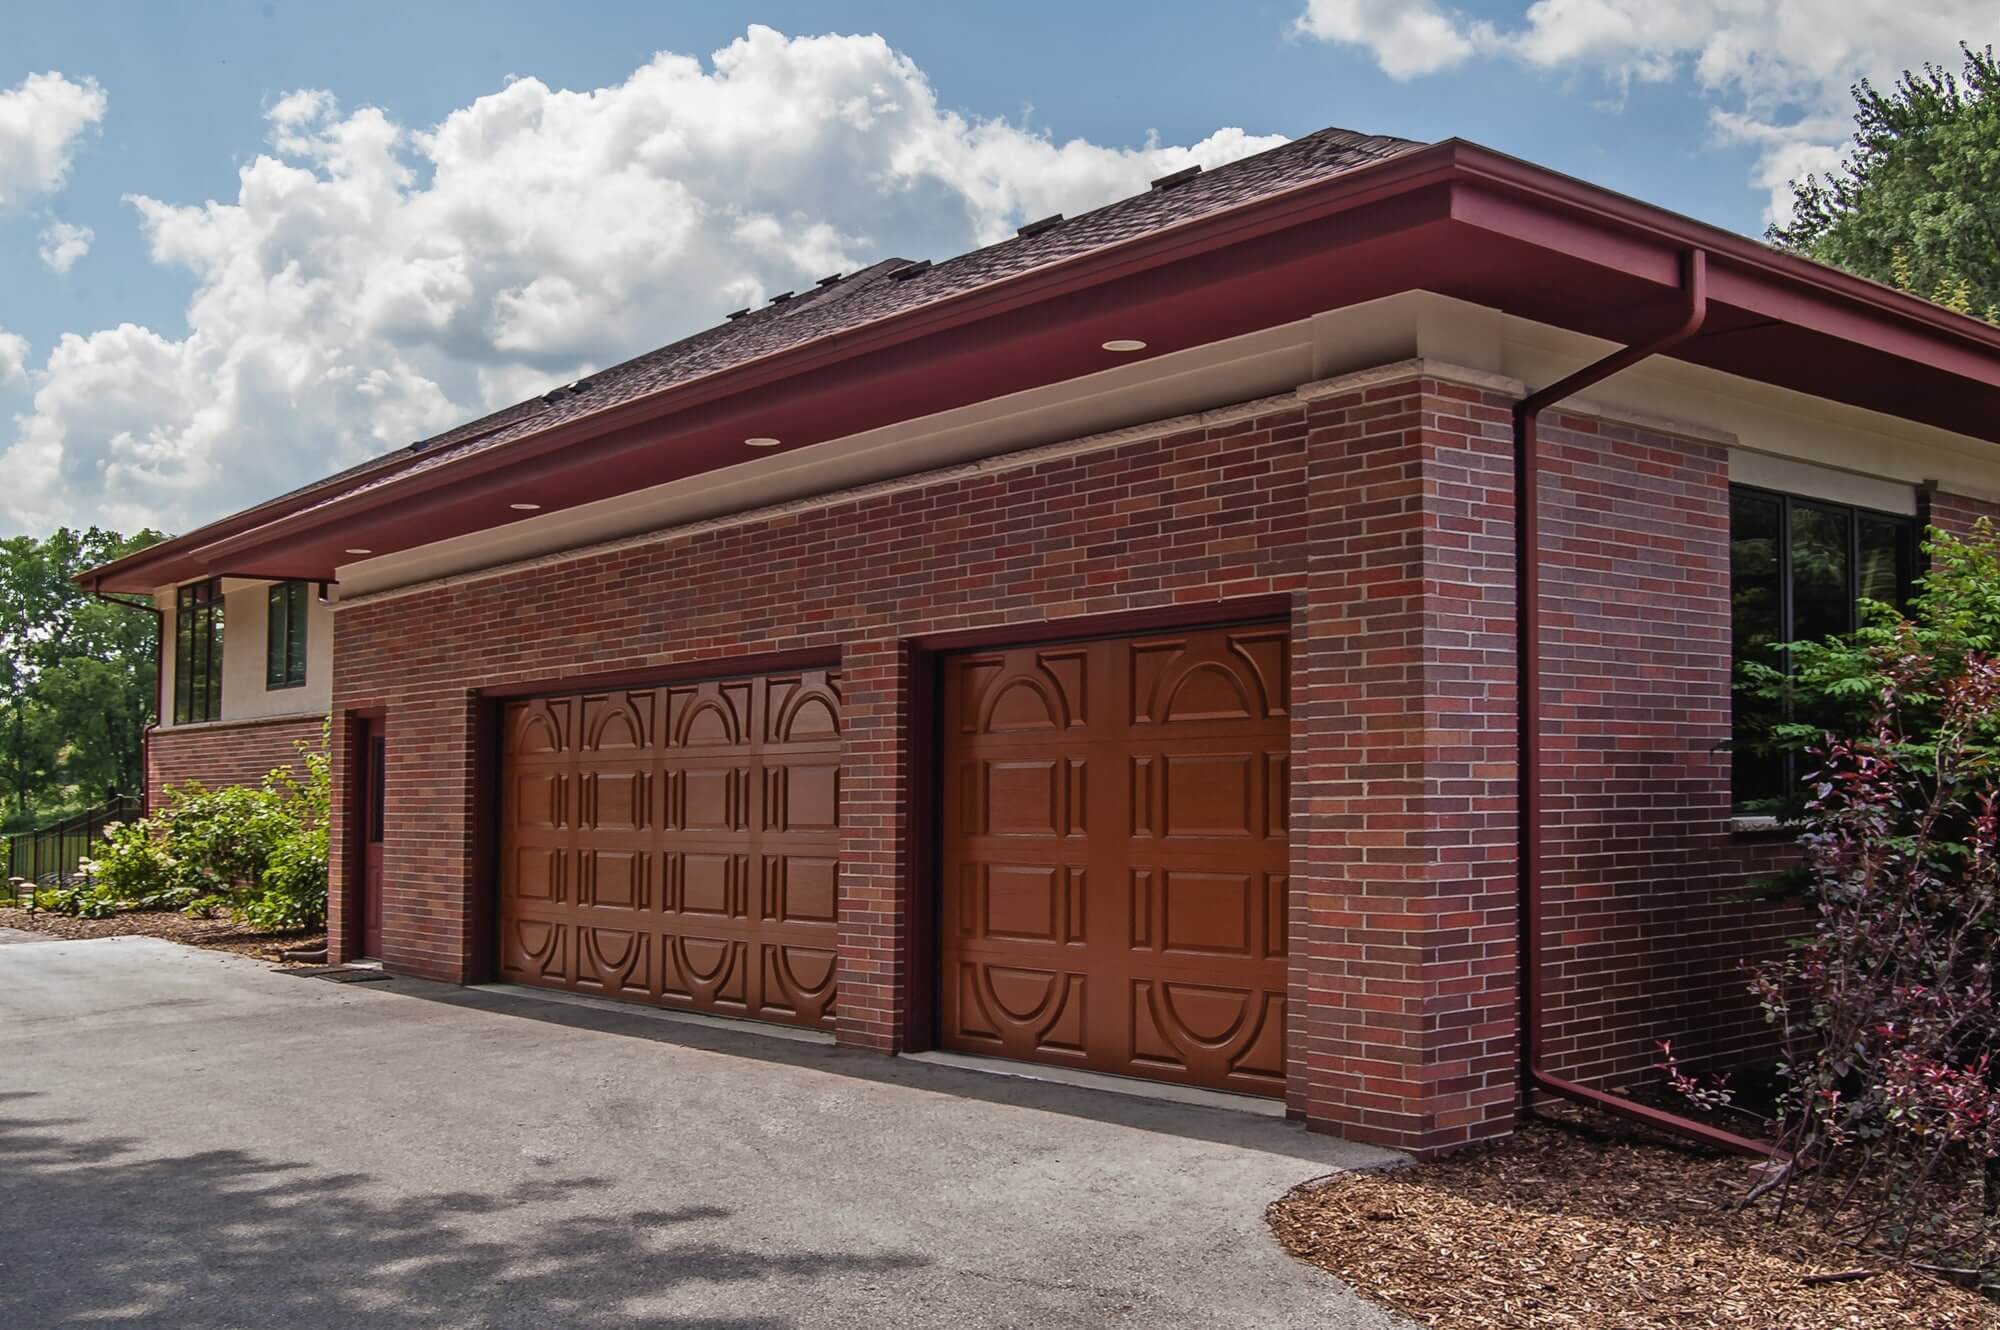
0;906;325;965
1269;1116;1999;1330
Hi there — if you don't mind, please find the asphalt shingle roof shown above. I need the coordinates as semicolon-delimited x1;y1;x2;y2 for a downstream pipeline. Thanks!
159;127;1421;553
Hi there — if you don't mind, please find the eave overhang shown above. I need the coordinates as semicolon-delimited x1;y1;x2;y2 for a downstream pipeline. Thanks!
86;139;2000;593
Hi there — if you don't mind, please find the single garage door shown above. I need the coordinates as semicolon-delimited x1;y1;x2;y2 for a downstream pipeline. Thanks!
497;668;843;1029
939;623;1291;1096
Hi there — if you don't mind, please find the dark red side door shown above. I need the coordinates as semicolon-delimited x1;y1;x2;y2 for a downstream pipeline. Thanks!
360;721;385;958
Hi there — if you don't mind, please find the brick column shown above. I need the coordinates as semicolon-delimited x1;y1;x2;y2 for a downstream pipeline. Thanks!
1290;371;1519;1155
376;690;482;983
837;639;914;1050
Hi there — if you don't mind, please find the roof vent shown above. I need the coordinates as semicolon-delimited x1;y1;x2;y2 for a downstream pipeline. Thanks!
541;388;565;405
567;378;590;395
816;272;844;287
889;260;933;281
768;290;795;304
724;307;751;321
1150;164;1202;191
1016;213;1063;237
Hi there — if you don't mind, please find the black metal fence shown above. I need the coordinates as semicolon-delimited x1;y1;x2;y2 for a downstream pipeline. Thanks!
2;795;142;902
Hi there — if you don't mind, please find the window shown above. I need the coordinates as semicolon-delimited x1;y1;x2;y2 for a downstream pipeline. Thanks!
1730;485;1916;811
173;579;225;724
266;581;309;689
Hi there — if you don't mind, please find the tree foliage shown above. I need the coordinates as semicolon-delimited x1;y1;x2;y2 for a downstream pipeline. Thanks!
1771;44;2000;322
0;527;166;830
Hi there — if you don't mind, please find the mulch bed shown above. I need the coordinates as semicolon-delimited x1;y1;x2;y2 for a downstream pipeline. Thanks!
1269;1114;1999;1330
0;905;325;965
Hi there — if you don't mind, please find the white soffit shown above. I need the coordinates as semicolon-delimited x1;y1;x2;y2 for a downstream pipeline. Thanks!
338;292;1460;596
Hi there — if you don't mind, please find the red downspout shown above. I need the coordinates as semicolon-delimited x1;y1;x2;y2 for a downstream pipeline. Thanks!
91;581;163;818
1515;248;1774;1158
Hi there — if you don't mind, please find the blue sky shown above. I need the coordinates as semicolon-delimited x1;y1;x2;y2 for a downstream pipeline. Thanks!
0;2;1990;536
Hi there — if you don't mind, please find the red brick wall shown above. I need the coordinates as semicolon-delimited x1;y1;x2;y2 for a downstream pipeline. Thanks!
1292;377;1520;1150
332;377;1543;1154
146;714;325;808
1528;414;1756;1085
1925;487;2000;536
326;367;1872;1155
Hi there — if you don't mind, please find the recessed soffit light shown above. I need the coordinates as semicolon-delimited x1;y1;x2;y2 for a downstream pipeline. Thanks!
343;548;373;556
509;502;542;511
1102;338;1147;353
744;436;782;448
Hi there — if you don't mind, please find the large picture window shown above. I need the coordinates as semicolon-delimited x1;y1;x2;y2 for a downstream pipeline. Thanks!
174;578;225;724
266;581;308;689
1730;485;1916;811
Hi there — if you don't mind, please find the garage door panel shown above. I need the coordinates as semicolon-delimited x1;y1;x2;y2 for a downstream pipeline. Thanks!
941;626;1289;1096
499;669;841;1030
761;945;837;1023
506;846;565;905
768;763;840;833
499;916;569;985
579;767;649;833
574;926;651;998
577;849;648;911
1130;983;1286;1093
580;692;654;752
954;962;1089;1055
1129;627;1289;725
664;934;748;1009
768;854;838;925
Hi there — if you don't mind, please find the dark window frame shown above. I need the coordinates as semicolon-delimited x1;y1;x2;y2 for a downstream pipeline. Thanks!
1729;482;1918;813
173;578;225;725
266;581;309;690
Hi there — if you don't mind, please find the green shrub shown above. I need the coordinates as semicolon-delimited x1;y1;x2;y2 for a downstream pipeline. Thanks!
80;819;178;902
65;723;332;930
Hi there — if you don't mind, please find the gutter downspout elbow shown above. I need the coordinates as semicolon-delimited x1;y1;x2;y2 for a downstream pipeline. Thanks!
1513;251;1774;1159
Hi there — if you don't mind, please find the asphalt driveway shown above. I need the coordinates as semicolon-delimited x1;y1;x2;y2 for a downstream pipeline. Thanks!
0;936;1404;1329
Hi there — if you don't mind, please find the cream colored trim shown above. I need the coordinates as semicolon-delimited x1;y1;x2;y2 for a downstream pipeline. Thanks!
1729;451;1918;516
153;710;328;736
1297;357;1524;401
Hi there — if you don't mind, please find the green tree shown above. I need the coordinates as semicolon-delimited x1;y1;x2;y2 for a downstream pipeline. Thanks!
1770;44;2000;321
0;527;166;829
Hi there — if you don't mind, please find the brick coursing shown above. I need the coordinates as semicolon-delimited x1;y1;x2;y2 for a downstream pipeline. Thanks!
1529;413;1794;1090
326;367;1852;1156
147;714;324;808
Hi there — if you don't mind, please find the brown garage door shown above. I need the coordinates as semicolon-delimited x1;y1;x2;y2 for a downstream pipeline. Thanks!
939;623;1291;1096
498;668;842;1029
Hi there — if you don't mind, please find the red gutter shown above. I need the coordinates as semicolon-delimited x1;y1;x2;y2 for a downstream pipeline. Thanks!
1514;248;1775;1158
90;583;163;817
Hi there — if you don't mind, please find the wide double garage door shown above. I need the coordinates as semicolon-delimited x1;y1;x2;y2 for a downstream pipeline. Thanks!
498;624;1291;1096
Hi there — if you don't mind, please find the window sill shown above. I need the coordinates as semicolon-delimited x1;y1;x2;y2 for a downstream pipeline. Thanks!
1730;814;1797;836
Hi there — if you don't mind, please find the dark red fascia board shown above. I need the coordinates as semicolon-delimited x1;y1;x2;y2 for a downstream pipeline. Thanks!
95;139;2000;591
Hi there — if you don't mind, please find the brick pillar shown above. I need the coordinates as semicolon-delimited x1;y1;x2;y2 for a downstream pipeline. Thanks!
375;690;482;983
1290;373;1519;1156
837;639;914;1050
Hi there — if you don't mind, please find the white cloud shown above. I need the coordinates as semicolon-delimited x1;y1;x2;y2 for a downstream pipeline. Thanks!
0;329;27;388
0;25;1284;536
37;219;93;272
1293;1;1481;79
1293;1;2000;223
0;71;106;210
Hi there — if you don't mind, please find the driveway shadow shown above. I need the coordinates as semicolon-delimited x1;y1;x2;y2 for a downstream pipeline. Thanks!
395;980;1385;1168
0;1094;922;1329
